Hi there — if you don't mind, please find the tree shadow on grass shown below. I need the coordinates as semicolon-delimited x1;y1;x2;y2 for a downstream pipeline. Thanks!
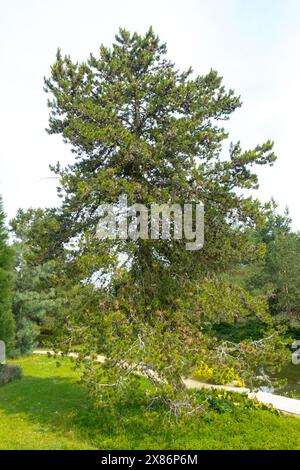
0;375;174;449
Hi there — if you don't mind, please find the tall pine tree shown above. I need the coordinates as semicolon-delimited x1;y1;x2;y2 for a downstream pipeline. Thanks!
44;28;290;413
0;197;15;354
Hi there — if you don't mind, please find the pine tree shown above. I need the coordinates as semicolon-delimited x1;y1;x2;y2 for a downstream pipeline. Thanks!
10;208;63;355
43;28;289;413
239;204;300;328
0;197;15;354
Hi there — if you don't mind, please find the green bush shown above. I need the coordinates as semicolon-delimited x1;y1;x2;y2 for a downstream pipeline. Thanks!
0;364;22;385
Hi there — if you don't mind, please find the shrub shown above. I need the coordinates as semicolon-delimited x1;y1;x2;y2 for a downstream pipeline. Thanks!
192;362;244;387
0;364;22;385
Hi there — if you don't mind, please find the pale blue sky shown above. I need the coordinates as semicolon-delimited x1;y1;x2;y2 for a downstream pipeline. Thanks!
1;0;300;227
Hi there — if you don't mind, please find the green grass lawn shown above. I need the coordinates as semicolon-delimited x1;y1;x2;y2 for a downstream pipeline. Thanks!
0;355;300;449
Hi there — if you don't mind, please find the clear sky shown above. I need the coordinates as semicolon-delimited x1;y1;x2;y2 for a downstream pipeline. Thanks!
1;0;300;227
